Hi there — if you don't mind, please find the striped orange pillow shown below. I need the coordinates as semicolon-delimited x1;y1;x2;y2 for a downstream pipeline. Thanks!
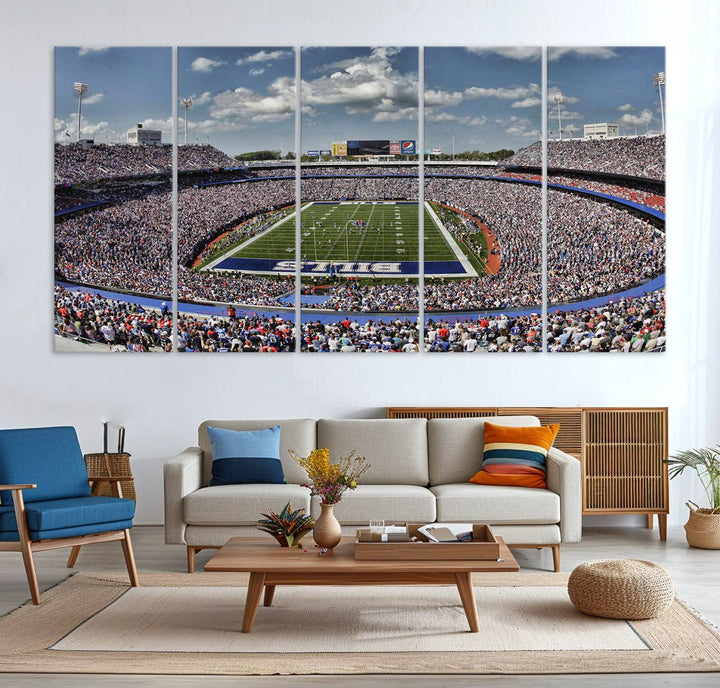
470;422;559;489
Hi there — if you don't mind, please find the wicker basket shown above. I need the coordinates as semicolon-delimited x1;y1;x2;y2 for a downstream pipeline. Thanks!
684;501;720;549
84;452;136;501
568;559;675;619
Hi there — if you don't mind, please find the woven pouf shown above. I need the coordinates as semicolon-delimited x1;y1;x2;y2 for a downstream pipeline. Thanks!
568;559;675;619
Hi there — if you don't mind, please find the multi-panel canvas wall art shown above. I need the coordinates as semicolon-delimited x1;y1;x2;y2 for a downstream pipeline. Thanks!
53;46;665;354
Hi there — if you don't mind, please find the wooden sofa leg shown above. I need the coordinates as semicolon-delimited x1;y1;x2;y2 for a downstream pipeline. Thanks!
187;546;197;574
66;545;81;568
121;529;140;587
551;545;560;573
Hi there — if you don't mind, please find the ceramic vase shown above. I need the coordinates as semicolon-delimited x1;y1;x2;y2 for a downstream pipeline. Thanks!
313;502;342;549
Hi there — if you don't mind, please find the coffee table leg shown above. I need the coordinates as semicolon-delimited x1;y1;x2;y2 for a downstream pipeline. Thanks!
263;584;276;607
455;572;479;633
242;572;266;633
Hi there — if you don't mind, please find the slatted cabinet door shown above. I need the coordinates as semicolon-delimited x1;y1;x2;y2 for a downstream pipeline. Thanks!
582;408;668;515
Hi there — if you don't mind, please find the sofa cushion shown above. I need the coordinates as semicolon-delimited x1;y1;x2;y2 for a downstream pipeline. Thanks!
430;483;560;524
312;485;436;525
427;416;540;486
489;524;561;546
184;484;311;526
470;422;559;489
198;420;316;487
207;425;284;486
0;426;91;505
317;419;428;485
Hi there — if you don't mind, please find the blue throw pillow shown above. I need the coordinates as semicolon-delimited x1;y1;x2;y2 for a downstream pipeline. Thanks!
207;426;285;486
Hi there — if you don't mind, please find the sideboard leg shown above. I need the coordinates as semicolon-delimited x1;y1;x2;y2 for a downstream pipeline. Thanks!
646;513;654;529
658;513;667;541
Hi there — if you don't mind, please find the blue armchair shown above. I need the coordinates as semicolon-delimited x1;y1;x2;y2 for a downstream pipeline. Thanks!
0;426;139;604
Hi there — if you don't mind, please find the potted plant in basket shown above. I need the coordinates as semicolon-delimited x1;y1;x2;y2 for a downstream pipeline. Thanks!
290;448;370;550
666;446;720;549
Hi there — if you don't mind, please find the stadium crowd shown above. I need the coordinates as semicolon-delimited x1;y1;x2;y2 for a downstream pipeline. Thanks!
54;285;173;351
54;137;666;352
56;173;663;312
498;172;665;212
55;188;173;295
55;143;237;185
504;135;665;180
55;283;664;354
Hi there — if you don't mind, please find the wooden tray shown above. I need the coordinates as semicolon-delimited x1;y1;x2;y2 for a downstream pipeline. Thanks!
354;524;500;560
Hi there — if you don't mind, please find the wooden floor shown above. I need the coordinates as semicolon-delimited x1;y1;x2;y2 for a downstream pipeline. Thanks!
1;525;718;687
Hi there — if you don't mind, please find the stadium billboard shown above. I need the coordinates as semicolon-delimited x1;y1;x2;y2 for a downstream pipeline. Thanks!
331;142;347;156
306;150;320;156
389;141;402;155
346;139;390;155
320;150;331;156
400;140;416;155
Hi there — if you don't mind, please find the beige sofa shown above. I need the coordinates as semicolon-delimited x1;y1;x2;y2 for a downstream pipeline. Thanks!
164;417;582;572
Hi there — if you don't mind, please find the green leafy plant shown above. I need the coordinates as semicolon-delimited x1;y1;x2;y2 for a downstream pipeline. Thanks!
257;502;315;547
666;447;720;513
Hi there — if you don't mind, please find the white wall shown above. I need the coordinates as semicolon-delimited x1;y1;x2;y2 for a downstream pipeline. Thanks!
1;0;718;525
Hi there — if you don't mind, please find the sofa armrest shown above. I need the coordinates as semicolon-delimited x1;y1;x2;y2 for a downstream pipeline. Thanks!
546;447;582;543
163;447;203;545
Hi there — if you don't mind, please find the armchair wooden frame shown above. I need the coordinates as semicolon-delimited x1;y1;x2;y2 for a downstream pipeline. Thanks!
0;478;139;605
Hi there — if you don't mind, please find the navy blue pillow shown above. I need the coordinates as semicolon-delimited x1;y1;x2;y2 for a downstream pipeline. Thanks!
207;426;285;486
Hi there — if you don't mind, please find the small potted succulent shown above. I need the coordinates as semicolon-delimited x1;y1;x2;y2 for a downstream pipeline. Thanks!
666;446;720;549
257;502;315;547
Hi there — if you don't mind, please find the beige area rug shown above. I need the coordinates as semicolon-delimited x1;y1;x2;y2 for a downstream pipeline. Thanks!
1;572;719;675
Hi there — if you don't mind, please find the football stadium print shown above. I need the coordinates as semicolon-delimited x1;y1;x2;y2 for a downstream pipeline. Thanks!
54;46;665;354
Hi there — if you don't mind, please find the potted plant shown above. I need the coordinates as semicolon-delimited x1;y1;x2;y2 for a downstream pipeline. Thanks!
257;502;314;547
666;446;720;549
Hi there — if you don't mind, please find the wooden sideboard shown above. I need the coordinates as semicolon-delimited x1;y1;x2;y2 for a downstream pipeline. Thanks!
386;406;669;540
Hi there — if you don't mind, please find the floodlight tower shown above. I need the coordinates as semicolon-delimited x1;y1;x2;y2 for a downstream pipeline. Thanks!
73;82;89;142
181;98;193;145
554;94;564;141
652;72;665;135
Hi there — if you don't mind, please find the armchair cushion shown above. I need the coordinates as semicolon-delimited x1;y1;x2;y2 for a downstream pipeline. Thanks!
0;495;135;541
0;427;91;505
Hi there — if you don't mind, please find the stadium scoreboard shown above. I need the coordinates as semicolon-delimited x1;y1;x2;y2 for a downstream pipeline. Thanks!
331;139;416;156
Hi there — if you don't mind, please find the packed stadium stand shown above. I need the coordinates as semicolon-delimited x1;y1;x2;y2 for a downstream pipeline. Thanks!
54;137;665;352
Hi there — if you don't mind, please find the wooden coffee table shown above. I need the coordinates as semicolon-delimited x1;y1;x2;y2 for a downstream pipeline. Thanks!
204;536;519;633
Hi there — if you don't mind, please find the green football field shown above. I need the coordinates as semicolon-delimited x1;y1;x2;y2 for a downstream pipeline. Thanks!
230;202;460;263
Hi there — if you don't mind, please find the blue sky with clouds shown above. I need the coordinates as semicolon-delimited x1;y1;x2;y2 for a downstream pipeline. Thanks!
54;47;172;144
547;46;665;138
300;47;418;151
178;47;295;153
54;45;665;155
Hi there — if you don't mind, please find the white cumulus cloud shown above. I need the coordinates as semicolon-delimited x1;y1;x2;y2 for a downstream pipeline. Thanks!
548;47;619;61
191;57;225;72
466;47;541;61
617;103;634;112
78;46;108;57
620;108;654;126
301;48;417;120
465;84;540;100
82;93;105;106
511;97;541;108
237;49;293;65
